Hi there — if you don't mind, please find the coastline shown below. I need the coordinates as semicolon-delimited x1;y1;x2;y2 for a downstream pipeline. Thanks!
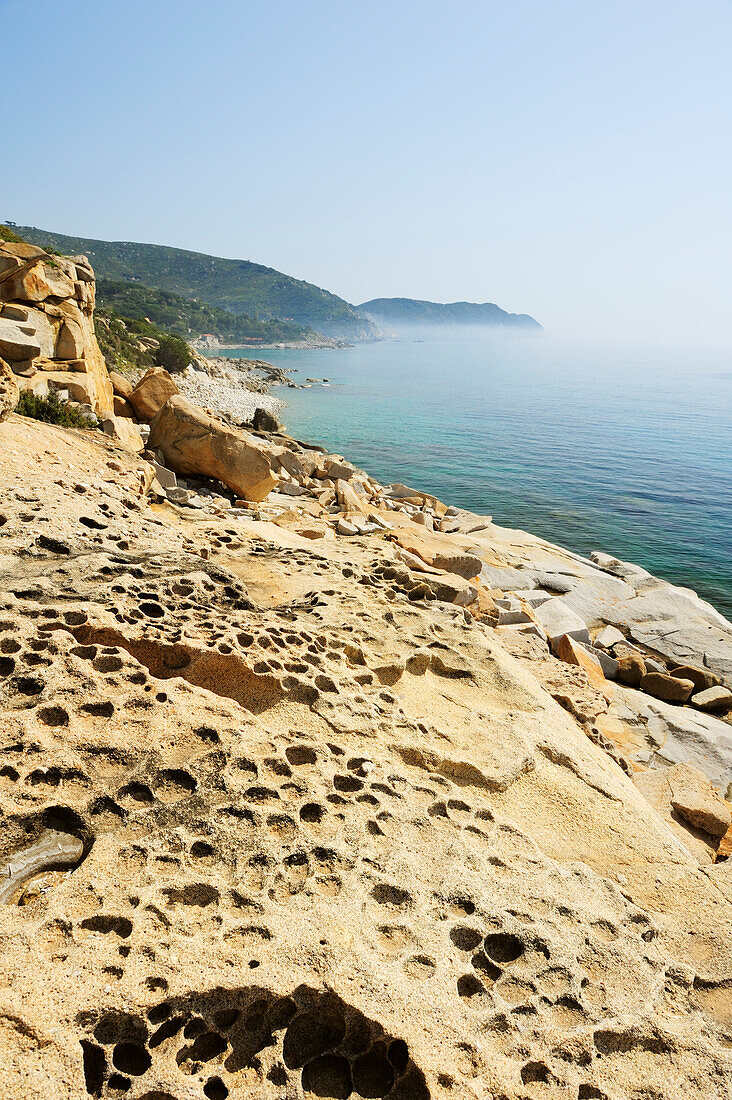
176;349;732;727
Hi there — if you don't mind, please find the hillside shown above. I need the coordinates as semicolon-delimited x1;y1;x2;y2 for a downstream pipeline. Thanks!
96;278;308;345
16;226;380;341
359;296;543;332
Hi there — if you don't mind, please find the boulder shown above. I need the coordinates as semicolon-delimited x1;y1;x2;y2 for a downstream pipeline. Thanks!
335;478;365;513
252;406;282;433
595;625;625;649
670;665;719;693
0;357;19;420
129;367;180;422
0;317;41;361
149;395;278;503
534;598;591;648
554;633;611;696
692;686;732;713
113;395;136;419
109;370;134;400
55;318;85;360
101;416;144;454
669;763;732;837
616;652;646;687
640;672;695;704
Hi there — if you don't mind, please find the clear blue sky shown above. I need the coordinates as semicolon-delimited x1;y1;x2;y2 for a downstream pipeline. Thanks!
4;0;731;339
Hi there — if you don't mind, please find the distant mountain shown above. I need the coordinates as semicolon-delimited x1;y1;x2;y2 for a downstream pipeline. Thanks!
17;226;379;341
358;297;542;332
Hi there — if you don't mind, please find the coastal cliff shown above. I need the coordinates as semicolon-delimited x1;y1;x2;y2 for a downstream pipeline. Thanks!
0;253;731;1099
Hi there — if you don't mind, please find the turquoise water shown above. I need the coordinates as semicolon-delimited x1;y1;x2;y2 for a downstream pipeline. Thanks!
215;335;732;619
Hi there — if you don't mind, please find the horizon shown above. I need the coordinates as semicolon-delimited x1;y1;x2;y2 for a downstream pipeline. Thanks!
5;0;732;342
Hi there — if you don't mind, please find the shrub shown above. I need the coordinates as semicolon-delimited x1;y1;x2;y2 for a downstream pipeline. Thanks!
0;224;25;244
16;390;98;429
154;332;193;373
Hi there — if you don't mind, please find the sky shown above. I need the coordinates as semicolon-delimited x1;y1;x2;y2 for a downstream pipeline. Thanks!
4;0;732;340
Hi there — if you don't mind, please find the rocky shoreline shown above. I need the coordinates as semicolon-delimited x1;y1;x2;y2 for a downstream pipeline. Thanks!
1;244;731;1099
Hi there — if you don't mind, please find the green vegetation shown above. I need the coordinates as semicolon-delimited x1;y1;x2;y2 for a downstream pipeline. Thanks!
96;278;308;344
154;332;193;373
16;226;378;340
0;224;25;244
94;309;162;374
16;390;98;429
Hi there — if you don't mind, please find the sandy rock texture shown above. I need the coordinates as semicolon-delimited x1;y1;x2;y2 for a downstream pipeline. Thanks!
0;412;731;1100
0;242;115;423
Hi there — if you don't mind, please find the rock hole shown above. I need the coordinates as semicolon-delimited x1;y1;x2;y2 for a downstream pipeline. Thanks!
484;932;524;963
81;1039;106;1096
302;1054;352;1098
283;1006;346;1069
352;1051;395;1097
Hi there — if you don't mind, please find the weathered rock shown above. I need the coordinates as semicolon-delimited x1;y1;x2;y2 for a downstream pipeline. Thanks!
534;597;591;648
0;358;19;421
252;406;282;433
129;367;180;422
616;652;646;686
109;370;134;400
149;395;278;502
0;317;41;361
335;478;365;513
671;665;719;693
55;318;85;360
669;763;732;837
595;624;626;649
641;671;695;704
113;394;136;418
554;633;611;696
692;685;732;712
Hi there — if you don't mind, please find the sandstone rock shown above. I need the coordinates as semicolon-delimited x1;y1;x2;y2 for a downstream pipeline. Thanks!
0;303;29;321
594;624;626;649
55;318;85;360
671;665;719;693
0;317;41;361
252;406;282;433
669;763;732;837
336;518;359;536
149;395;277;502
335;478;365;513
129;367;180;422
692;685;732;712
554;633;610;696
641;671;695;704
113;394;136;418
0;357;19;420
101;416;145;454
109;370;134;400
535;597;591;648
616;652;646;686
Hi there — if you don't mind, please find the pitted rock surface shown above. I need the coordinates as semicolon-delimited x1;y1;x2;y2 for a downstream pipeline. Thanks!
0;416;731;1100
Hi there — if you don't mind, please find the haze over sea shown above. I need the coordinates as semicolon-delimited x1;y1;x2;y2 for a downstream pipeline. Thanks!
217;334;732;619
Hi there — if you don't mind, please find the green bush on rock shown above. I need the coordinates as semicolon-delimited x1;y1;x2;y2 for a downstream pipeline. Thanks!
16;390;98;429
154;333;193;373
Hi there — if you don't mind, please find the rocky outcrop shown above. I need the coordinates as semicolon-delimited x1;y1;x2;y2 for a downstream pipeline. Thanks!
149;394;279;502
0;241;114;421
0;357;18;421
0;413;731;1100
128;366;180;422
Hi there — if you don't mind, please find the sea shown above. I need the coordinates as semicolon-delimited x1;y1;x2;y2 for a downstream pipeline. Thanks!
213;333;732;620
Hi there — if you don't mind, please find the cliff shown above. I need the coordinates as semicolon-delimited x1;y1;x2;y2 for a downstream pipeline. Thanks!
0;240;140;452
